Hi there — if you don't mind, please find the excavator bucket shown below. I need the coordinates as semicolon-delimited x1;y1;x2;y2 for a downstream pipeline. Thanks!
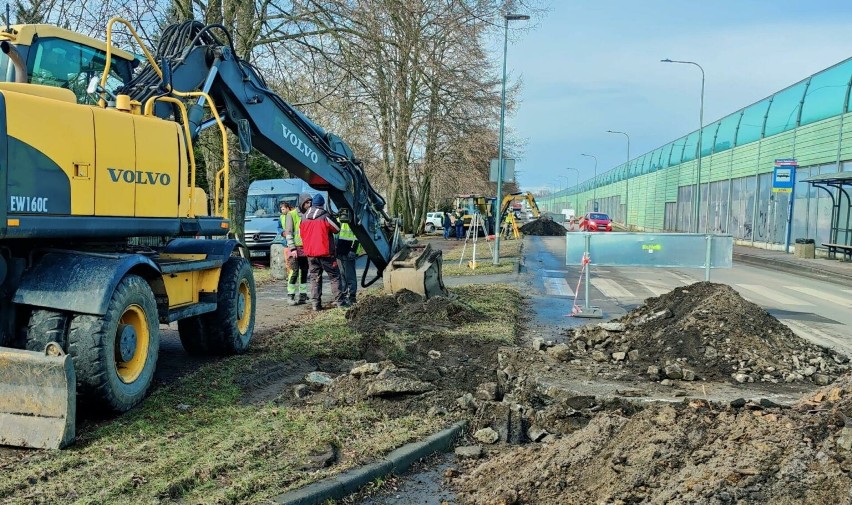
0;345;76;449
383;243;449;299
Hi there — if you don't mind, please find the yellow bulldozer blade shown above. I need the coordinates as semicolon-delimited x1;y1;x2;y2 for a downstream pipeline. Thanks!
383;243;449;299
0;344;76;449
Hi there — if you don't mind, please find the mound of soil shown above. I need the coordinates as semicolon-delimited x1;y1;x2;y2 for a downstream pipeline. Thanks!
455;375;852;504
570;282;848;384
519;218;566;236
345;290;482;338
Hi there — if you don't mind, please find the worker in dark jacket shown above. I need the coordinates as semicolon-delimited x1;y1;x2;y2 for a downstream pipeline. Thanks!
337;222;359;306
299;194;344;310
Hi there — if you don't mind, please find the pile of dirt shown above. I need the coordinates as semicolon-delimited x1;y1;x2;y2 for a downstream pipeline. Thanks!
569;282;848;384
519;218;566;236
454;375;852;504
345;290;482;338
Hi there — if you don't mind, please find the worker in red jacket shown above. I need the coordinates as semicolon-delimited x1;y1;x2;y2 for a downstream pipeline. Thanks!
299;194;345;310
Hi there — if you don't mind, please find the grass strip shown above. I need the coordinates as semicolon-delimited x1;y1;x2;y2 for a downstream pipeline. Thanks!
0;285;519;504
441;238;522;261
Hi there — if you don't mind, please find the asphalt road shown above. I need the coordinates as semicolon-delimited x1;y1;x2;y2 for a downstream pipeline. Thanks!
532;236;852;355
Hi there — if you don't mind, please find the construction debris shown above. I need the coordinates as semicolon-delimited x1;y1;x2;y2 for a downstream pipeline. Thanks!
455;376;852;504
569;282;848;384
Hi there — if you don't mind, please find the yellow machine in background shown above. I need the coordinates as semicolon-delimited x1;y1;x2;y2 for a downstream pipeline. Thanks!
500;191;541;220
453;194;496;236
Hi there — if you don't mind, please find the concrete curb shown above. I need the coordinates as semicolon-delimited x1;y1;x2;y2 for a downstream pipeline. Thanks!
273;420;467;505
733;252;852;288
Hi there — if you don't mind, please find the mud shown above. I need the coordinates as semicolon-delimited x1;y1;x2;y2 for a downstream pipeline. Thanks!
519;218;566;236
569;282;848;384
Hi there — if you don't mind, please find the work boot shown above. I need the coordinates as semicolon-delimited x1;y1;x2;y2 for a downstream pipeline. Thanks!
287;294;298;306
312;302;323;312
298;294;308;305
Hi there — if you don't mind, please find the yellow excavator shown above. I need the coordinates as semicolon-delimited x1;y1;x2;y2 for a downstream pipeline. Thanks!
0;18;446;449
500;191;541;220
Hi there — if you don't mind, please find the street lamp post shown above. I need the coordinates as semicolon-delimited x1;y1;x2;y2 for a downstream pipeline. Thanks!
564;167;580;213
606;130;630;226
661;58;705;233
493;12;530;266
557;175;570;210
580;153;598;212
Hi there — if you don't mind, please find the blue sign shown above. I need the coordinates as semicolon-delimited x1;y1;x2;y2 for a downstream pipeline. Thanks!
772;159;797;193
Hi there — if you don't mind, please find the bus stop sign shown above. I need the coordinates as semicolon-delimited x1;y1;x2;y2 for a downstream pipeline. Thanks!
772;159;797;193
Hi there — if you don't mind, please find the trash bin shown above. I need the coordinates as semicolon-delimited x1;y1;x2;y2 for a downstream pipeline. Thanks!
794;238;815;259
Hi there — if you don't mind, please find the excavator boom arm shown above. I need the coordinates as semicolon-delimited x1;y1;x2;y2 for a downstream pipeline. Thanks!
120;22;394;272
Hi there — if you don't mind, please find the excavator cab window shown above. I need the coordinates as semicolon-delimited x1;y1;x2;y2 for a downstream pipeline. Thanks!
26;37;132;104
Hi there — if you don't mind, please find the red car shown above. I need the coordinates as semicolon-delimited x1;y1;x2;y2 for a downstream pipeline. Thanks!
579;212;613;232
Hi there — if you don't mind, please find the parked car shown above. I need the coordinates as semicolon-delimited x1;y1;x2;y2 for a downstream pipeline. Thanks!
578;212;613;232
424;211;445;233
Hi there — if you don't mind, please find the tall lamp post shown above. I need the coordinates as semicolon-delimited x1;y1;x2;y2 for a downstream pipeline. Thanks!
564;167;580;213
606;130;630;226
580;153;598;212
661;58;705;233
493;12;530;265
557;175;570;210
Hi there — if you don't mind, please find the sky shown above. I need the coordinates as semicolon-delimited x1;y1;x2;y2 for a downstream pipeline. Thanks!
500;1;852;193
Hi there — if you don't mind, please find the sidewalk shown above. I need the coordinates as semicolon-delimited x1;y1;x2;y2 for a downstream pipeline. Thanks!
733;245;852;287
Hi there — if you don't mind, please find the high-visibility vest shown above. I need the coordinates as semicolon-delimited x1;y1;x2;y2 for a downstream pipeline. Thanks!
286;209;302;246
339;223;357;241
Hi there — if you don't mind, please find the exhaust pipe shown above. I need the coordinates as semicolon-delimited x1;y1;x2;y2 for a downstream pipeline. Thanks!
1;41;27;83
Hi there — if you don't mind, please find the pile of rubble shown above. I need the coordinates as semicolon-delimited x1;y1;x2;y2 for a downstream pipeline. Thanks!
568;282;848;385
454;375;852;504
519;218;566;236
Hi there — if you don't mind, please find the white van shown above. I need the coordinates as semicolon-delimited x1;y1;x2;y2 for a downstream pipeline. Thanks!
424;212;445;233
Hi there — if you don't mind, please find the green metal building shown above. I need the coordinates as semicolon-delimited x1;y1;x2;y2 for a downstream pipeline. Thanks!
540;57;852;251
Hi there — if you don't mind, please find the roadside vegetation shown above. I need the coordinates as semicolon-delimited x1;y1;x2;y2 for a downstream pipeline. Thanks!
0;285;519;504
435;236;521;276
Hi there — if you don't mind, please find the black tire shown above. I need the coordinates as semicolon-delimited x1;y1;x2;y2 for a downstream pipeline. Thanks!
25;309;69;353
205;256;255;355
425;223;435;233
177;257;255;355
67;275;159;412
177;316;210;356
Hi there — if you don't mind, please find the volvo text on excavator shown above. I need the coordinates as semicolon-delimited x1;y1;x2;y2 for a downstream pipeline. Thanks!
0;18;446;449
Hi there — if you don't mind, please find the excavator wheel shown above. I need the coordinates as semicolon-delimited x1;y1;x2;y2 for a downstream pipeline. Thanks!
67;275;159;412
25;309;70;353
206;256;255;354
177;257;255;355
177;316;211;356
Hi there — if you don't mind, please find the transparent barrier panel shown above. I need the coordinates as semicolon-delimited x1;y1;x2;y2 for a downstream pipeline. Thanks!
565;232;733;268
